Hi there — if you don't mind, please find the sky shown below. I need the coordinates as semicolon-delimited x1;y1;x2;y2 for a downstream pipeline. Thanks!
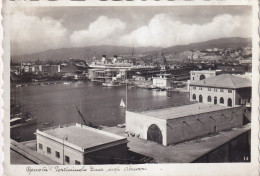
11;6;252;55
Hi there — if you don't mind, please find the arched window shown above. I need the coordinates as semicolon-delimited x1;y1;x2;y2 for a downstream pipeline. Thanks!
208;96;212;102
214;97;217;105
228;98;232;107
200;74;206;80
220;97;224;104
192;94;196;100
199;95;203;103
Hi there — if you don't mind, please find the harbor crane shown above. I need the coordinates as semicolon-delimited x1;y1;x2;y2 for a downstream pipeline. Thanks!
75;106;102;129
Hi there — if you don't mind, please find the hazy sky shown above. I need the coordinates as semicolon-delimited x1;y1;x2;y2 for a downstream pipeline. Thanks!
11;6;252;55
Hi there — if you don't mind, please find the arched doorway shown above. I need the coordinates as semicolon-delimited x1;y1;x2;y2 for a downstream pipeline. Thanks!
214;97;217;105
199;95;203;102
228;98;232;107
192;94;196;100
199;74;206;80
147;124;163;144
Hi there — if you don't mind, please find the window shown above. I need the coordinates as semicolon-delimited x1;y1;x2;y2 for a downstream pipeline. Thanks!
214;88;218;92
208;88;211;91
228;89;232;93
39;143;43;150
192;77;194;80
65;156;70;163
207;96;212;102
47;147;51;154
220;89;223;92
220;97;224;104
75;160;81;165
199;95;203;102
199;87;202;90
193;86;196;90
55;151;60;158
192;94;196;100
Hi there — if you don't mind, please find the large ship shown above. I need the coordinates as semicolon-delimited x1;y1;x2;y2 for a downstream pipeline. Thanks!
88;55;156;69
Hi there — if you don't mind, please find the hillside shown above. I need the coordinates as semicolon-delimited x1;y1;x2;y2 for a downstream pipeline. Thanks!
12;37;251;62
12;45;162;62
164;37;251;53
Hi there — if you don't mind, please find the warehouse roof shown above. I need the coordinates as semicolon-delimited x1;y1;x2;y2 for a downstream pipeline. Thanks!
37;123;127;151
190;74;251;89
140;103;232;120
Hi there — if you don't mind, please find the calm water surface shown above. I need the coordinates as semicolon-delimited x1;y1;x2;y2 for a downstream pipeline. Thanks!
11;81;189;141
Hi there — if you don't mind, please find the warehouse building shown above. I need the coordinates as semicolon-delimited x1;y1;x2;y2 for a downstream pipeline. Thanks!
189;74;251;107
126;103;244;146
35;123;128;164
190;70;221;82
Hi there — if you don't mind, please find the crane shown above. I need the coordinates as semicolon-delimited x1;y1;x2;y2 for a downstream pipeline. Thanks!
75;106;101;129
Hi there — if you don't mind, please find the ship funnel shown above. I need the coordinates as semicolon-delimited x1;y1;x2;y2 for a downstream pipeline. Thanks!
113;55;118;63
101;55;106;62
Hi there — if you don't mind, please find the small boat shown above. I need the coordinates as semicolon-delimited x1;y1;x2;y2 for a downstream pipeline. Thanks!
117;123;126;128
120;99;126;108
10;117;37;129
102;81;121;87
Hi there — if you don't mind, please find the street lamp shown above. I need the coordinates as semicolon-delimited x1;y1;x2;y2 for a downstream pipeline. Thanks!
63;135;68;165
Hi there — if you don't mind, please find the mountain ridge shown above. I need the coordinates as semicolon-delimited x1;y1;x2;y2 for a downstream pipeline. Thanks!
12;37;251;62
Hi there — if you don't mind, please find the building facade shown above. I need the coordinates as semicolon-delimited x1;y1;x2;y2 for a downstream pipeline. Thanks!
126;103;244;146
36;123;128;164
152;74;174;88
189;74;251;107
190;70;221;82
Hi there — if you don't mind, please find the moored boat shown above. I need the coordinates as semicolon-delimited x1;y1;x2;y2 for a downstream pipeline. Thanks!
10;117;37;129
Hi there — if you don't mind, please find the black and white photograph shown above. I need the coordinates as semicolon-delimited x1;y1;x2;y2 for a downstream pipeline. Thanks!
3;1;259;175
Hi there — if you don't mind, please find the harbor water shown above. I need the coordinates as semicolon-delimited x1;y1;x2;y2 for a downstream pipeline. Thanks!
11;81;190;141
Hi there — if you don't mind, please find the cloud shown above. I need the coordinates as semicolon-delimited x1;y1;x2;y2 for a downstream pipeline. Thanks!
70;16;126;46
120;13;251;47
11;11;68;55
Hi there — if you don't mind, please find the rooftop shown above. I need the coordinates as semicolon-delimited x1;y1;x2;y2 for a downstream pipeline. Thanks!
190;74;251;89
191;70;218;73
138;103;232;120
102;124;250;163
36;123;127;151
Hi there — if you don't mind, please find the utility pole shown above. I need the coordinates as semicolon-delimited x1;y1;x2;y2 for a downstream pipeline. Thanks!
63;135;68;165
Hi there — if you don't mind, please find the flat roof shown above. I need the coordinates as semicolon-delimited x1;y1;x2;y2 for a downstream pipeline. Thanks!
37;123;126;150
191;70;217;73
139;103;232;120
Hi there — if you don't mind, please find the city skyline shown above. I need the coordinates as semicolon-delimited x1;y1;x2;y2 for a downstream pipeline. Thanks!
11;6;252;56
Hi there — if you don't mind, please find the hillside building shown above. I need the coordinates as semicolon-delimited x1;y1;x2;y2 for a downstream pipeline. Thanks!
36;123;128;165
190;70;221;82
189;74;251;107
